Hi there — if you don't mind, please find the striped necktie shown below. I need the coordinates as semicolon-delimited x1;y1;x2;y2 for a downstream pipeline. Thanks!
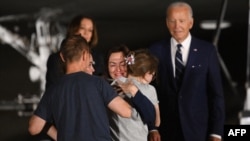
175;44;184;90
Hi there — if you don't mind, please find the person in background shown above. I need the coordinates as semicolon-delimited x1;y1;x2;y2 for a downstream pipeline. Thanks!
45;14;104;90
105;45;160;141
66;14;105;76
28;35;132;141
148;2;225;141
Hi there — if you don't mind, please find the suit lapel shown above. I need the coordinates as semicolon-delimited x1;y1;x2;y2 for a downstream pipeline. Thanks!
182;38;199;86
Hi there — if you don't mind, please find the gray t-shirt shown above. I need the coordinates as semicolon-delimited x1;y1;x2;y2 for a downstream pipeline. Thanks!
109;78;159;141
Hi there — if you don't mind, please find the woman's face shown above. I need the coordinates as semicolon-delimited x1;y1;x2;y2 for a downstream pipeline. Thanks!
76;18;93;43
108;52;127;79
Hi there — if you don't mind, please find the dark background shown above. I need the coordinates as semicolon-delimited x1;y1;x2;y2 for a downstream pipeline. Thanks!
0;0;249;140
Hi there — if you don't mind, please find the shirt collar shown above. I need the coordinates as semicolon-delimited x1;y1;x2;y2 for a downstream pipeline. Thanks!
171;33;191;49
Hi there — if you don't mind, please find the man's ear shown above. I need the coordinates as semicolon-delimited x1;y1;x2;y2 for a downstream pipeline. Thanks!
59;52;65;62
82;51;89;61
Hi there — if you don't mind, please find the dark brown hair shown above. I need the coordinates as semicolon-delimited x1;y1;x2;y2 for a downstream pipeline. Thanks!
66;14;98;48
104;44;130;78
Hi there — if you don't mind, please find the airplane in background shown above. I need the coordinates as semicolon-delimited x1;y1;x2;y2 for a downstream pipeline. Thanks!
0;8;65;116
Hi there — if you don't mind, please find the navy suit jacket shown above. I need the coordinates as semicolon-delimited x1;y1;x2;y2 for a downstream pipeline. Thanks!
149;36;225;141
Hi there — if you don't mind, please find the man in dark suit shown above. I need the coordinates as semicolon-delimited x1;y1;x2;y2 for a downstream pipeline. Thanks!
149;2;225;141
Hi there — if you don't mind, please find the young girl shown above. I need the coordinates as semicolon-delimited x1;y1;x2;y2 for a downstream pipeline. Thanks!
117;48;161;141
127;49;160;125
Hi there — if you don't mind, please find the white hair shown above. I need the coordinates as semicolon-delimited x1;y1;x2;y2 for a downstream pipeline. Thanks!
166;1;193;18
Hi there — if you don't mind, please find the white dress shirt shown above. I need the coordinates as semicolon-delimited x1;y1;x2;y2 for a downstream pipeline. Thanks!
171;33;191;77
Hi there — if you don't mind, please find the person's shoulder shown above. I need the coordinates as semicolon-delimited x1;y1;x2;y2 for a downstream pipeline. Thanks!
79;72;99;80
149;39;169;49
65;72;105;86
86;74;110;85
134;81;156;92
148;84;157;92
192;36;215;47
191;36;217;52
148;39;170;57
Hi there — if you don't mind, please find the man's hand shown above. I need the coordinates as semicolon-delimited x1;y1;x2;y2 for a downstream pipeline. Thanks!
148;130;161;141
209;136;221;141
